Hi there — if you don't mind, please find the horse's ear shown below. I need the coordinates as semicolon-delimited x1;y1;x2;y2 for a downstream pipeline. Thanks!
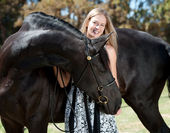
91;32;113;53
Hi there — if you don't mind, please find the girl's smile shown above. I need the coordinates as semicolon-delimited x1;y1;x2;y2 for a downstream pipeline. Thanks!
86;14;106;39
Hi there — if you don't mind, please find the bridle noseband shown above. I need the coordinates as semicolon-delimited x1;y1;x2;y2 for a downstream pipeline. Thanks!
74;36;116;105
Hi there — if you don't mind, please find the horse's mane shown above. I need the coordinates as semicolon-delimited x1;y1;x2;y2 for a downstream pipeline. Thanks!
23;12;85;40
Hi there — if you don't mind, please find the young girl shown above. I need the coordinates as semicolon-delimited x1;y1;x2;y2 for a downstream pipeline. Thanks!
60;8;120;133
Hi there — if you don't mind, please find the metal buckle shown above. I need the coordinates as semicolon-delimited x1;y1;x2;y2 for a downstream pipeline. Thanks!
97;86;103;91
98;95;108;104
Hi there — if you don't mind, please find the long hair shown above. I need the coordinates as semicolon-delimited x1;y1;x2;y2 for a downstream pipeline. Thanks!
80;8;118;52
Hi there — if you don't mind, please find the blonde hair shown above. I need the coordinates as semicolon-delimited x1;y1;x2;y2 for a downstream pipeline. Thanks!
80;8;118;52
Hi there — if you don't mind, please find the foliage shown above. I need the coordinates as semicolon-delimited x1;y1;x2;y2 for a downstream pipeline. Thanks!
0;0;24;45
19;0;96;29
127;0;170;42
0;0;170;45
19;0;132;29
149;0;170;41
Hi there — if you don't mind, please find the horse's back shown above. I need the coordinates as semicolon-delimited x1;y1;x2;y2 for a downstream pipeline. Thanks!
116;28;170;95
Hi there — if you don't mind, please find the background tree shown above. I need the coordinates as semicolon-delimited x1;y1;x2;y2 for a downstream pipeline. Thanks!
0;0;24;45
19;0;96;28
18;0;131;29
149;0;170;41
0;0;169;46
127;0;170;42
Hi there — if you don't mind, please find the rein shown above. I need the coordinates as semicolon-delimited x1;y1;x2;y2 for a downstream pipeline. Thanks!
49;67;78;132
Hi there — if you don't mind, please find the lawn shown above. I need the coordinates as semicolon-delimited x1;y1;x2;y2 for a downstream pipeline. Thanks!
0;86;170;133
115;87;170;133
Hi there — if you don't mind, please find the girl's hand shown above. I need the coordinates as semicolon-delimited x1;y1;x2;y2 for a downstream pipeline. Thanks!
116;108;121;115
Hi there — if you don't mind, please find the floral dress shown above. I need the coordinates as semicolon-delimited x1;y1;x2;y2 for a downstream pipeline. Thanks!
65;86;118;133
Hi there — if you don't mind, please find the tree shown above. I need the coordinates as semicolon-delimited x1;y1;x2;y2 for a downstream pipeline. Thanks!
19;0;96;29
150;0;170;42
1;0;169;45
0;0;24;45
18;0;132;29
127;0;170;42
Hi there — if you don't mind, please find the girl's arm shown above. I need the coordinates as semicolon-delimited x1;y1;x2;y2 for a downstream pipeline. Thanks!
53;66;71;88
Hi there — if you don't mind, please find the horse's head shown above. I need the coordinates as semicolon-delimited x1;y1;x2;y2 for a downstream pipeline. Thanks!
72;34;122;115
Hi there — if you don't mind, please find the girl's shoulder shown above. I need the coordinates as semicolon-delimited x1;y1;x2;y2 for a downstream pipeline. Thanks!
105;44;116;55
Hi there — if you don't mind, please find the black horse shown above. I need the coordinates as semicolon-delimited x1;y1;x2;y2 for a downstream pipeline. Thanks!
0;12;121;133
0;12;170;133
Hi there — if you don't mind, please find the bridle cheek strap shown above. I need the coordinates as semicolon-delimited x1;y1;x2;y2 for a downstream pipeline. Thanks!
88;59;115;105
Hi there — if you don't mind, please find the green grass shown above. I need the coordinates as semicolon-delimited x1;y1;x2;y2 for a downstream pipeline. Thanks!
0;87;170;133
0;123;5;133
116;86;170;133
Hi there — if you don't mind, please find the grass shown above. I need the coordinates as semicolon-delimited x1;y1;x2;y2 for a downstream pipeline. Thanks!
116;86;170;133
0;87;170;133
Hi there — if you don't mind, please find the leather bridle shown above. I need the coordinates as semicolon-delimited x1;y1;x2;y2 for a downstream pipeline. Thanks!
74;37;116;105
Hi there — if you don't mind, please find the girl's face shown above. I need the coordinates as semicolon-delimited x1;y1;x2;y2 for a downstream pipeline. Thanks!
86;14;106;39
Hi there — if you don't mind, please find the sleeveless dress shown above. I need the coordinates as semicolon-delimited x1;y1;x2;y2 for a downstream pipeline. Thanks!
65;86;118;133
